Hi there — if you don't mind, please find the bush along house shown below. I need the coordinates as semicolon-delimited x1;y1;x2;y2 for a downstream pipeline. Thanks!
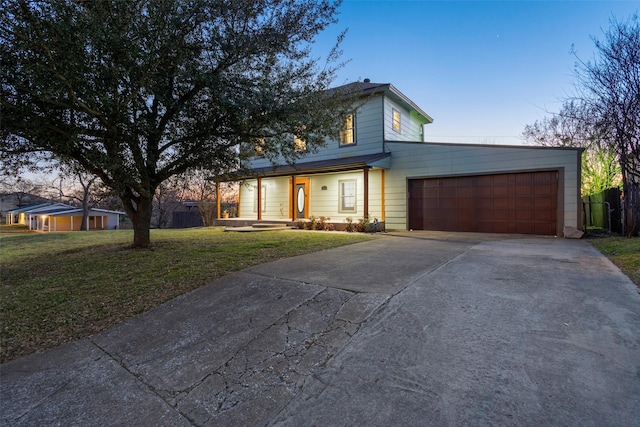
221;80;582;236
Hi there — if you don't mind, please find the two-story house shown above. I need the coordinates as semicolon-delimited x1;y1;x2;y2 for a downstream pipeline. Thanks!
227;80;582;236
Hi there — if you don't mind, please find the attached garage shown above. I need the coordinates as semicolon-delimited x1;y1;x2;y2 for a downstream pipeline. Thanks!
408;171;560;235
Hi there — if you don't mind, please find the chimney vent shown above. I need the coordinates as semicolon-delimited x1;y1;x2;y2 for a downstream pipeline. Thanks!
364;78;371;83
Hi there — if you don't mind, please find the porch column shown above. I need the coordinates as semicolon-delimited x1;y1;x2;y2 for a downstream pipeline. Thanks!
257;177;262;220
381;169;385;221
363;167;369;219
237;181;242;218
216;181;221;219
291;175;296;221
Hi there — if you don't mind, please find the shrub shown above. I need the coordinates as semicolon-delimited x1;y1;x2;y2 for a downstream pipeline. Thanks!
355;216;369;232
296;217;335;231
315;216;334;231
344;217;355;232
318;217;335;231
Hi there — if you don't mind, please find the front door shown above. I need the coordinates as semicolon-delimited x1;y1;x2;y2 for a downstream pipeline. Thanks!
295;182;307;219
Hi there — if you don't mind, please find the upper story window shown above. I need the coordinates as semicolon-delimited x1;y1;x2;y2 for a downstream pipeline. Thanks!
340;114;356;146
294;126;307;152
294;135;307;152
254;138;265;157
392;109;401;133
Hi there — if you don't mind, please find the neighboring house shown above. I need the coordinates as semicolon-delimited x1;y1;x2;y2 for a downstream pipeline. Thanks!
6;202;125;231
0;192;50;224
4;202;50;226
225;80;582;236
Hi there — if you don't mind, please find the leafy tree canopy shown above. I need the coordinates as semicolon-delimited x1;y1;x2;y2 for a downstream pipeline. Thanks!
1;0;356;247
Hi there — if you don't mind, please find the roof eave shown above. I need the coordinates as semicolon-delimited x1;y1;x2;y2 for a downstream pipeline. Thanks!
237;152;391;179
387;83;434;124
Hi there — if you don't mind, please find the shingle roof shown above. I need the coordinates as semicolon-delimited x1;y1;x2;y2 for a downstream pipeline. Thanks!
330;80;433;124
239;152;391;178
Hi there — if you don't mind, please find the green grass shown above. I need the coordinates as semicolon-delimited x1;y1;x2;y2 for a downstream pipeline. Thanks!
589;236;640;287
0;226;372;362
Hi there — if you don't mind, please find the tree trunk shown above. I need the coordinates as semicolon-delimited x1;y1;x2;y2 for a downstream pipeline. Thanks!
623;178;639;237
132;212;152;248
122;194;154;248
81;210;89;231
79;175;95;231
80;185;90;230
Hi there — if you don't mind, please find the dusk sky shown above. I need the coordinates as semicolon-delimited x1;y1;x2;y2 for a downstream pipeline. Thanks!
313;0;638;145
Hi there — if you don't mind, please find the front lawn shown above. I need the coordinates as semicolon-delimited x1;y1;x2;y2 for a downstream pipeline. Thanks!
589;236;640;287
0;227;372;362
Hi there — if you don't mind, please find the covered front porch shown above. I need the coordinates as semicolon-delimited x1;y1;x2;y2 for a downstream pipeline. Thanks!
215;153;390;231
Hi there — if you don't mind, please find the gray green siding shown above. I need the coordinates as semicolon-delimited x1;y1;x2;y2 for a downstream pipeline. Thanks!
384;97;425;142
384;142;581;231
247;95;385;169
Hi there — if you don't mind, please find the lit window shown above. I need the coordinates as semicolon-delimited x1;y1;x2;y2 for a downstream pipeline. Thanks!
339;180;356;212
392;109;401;132
293;125;307;152
255;138;265;157
340;114;356;146
294;135;307;152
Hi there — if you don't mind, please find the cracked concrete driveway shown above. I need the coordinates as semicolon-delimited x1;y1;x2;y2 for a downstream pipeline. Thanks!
2;231;639;426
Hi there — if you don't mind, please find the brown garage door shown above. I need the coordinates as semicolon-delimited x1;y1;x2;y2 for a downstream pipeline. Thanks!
408;171;558;235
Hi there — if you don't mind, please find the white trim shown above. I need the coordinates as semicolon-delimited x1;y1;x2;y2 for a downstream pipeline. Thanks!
392;108;401;133
339;179;357;213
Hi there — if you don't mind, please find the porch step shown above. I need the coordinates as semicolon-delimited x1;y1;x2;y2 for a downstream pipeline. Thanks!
251;223;288;229
224;222;292;232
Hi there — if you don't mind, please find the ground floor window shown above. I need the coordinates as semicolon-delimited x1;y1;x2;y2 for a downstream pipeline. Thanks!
339;180;356;212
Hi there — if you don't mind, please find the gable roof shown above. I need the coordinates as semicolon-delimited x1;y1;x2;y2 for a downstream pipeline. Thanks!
332;80;434;124
7;202;125;216
6;202;53;213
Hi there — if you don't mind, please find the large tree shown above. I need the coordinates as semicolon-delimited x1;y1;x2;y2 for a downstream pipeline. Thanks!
524;14;639;236
579;14;640;236
1;0;355;247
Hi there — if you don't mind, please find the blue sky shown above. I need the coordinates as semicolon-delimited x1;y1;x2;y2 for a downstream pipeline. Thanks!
313;0;639;145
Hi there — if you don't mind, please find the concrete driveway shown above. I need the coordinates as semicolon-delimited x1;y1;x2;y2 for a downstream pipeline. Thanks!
2;231;639;426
